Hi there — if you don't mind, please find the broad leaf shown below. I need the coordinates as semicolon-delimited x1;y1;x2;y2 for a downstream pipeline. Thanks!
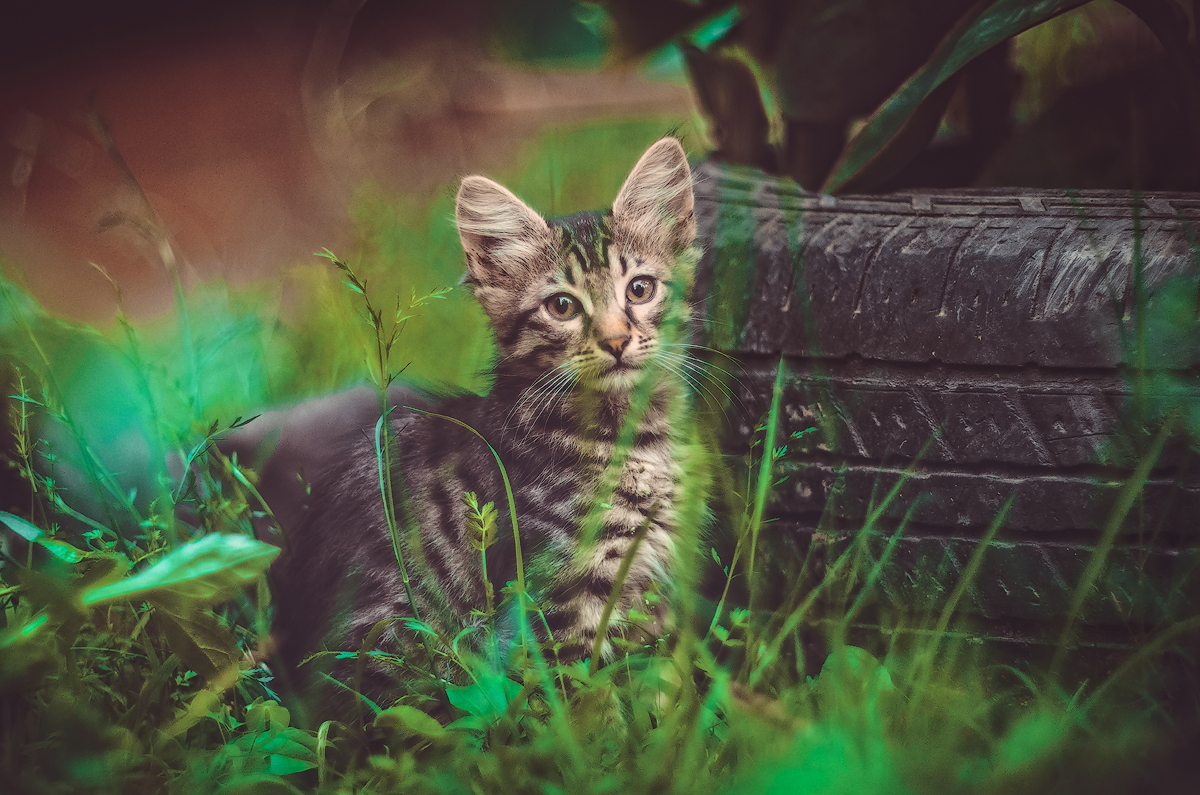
375;704;446;738
269;754;318;776
81;533;278;606
155;603;242;682
252;732;317;762
165;689;222;738
0;510;85;563
446;674;523;723
822;0;1091;193
246;698;292;734
829;71;962;194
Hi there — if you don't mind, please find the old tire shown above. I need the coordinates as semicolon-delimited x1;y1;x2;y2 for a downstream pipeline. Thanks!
691;160;1200;661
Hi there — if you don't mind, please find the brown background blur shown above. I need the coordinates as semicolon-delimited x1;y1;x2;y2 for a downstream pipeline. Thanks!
0;0;690;326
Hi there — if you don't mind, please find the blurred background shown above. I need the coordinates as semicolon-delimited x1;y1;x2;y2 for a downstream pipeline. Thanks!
0;0;696;326
3;0;1198;327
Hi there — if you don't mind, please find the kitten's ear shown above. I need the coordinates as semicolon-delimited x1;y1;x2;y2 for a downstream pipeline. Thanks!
456;176;552;284
613;137;695;254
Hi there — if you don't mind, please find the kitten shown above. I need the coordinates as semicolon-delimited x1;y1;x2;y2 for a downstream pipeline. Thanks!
253;137;700;696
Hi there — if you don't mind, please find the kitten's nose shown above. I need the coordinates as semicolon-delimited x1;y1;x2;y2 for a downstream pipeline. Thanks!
600;334;631;360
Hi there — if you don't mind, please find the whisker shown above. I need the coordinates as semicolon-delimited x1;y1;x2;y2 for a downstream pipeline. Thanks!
651;354;726;414
541;371;581;428
654;350;750;419
689;314;745;336
655;350;744;406
658;345;750;398
658;343;745;374
519;367;578;423
505;362;578;434
530;370;580;430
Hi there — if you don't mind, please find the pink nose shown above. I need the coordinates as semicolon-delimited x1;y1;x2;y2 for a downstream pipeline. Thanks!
600;335;631;359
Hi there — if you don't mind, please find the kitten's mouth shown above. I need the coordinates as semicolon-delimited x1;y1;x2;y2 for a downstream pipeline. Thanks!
590;360;642;391
605;359;646;380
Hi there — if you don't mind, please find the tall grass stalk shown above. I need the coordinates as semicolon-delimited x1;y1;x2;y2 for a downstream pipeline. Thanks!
90;110;203;423
320;249;433;639
589;509;656;674
835;499;917;638
746;433;939;688
746;358;785;617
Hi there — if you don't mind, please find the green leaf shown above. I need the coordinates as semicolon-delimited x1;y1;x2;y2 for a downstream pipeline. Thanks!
464;492;498;552
822;0;1090;194
452;624;479;657
165;688;222;738
154;603;242;681
246;699;292;734
80;533;279;606
690;5;742;49
0;510;85;563
0;511;47;544
375;704;446;738
269;755;317;776
316;720;334;786
399;618;440;639
445;714;488;733
828;71;962;193
997;711;1068;770
446;674;523;723
712;625;742;647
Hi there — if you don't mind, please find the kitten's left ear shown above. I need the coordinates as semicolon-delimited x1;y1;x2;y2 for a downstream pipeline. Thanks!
613;137;695;254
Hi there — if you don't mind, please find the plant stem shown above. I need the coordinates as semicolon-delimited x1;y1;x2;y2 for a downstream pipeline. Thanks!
589;508;656;675
404;409;525;597
747;358;785;617
373;412;422;627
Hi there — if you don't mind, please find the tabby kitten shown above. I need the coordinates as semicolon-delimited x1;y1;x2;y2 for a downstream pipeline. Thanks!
267;137;700;691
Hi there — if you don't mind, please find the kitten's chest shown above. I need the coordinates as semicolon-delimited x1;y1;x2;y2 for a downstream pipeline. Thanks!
614;443;678;506
570;421;681;535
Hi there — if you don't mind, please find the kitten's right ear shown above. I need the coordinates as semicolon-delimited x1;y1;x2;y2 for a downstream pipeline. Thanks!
456;176;552;285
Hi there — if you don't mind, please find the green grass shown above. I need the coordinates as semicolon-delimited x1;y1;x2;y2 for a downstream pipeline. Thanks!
1;120;1198;794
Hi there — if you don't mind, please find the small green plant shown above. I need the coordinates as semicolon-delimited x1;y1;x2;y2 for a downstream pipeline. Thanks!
463;492;499;618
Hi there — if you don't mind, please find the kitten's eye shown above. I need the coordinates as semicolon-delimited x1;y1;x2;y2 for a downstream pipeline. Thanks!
545;293;581;321
626;276;657;304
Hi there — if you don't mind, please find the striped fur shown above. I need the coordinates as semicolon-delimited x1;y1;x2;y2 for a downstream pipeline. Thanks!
270;138;699;693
